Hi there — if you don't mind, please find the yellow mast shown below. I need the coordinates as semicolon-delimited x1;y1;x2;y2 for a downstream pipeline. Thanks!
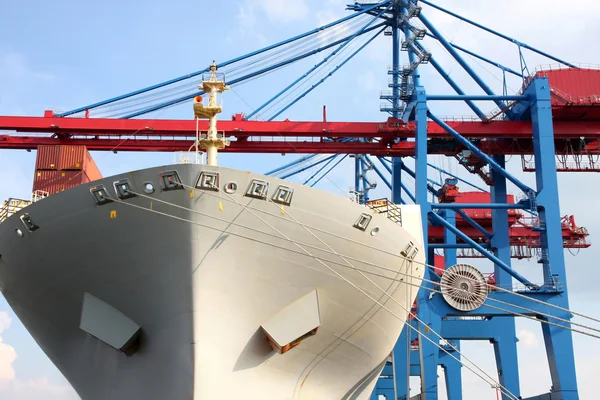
193;61;230;166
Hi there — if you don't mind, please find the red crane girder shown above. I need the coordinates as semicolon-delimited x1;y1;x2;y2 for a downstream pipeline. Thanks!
0;112;599;138
0;112;599;155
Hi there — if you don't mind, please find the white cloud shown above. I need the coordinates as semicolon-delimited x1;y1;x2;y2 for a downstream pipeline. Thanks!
12;377;74;395
0;378;79;400
517;329;539;349
0;337;17;383
0;310;79;398
0;312;11;333
252;0;309;23
316;9;337;27
230;0;310;46
236;0;308;28
0;311;16;383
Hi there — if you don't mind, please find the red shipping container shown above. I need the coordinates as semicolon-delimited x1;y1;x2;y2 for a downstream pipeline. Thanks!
543;69;600;103
453;192;519;223
33;170;91;195
455;192;516;204
35;145;61;170
82;150;102;181
58;145;87;170
35;145;102;180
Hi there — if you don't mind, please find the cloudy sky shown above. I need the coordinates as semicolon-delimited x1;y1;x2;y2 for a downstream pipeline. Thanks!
1;0;599;399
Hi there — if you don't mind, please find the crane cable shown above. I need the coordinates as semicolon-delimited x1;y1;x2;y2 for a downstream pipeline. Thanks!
84;15;376;118
105;189;520;400
118;183;600;337
258;22;380;120
121;180;600;399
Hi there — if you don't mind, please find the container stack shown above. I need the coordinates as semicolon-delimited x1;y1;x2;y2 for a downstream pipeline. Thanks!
33;145;103;195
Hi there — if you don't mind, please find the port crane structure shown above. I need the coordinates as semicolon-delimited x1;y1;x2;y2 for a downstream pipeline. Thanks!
1;1;600;399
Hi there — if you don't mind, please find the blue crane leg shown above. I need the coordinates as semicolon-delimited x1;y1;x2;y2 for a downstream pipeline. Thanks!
413;86;441;399
442;211;461;399
392;158;403;203
392;329;410;400
439;343;463;400
527;77;579;399
490;155;521;400
378;156;415;202
390;4;404;205
354;156;361;200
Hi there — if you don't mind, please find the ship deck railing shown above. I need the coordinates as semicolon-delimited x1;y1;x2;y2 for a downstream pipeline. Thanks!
366;198;402;225
0;198;32;224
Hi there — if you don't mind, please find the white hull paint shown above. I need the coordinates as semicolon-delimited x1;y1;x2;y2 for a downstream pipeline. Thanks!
0;164;425;399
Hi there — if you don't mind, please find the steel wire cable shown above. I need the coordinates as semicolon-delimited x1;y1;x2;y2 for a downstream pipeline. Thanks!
236;20;379;120
243;185;519;400
108;186;600;341
224;14;374;76
265;20;386;121
86;16;375;118
134;179;587;399
105;38;358;119
105;190;519;400
127;181;600;332
76;78;204;117
92;85;202;117
258;27;378;120
268;155;332;179
111;179;600;397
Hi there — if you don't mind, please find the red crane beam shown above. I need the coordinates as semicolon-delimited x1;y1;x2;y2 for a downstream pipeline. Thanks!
2;135;599;156
1;112;599;156
0;112;599;139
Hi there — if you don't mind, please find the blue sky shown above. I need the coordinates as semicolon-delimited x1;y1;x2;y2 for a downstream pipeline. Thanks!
1;0;600;398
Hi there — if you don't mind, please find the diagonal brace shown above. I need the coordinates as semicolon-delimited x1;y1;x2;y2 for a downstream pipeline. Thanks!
418;13;508;113
428;111;534;194
429;212;535;287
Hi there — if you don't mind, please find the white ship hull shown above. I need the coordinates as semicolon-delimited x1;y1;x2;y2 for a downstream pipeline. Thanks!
0;164;425;399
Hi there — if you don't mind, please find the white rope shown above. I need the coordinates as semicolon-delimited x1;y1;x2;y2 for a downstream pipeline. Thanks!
124;186;600;337
100;198;516;398
253;192;520;400
184;184;600;327
118;186;519;399
105;182;599;398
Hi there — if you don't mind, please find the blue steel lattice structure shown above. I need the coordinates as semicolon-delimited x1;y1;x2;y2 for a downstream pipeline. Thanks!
8;1;590;399
256;1;584;398
346;1;580;399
